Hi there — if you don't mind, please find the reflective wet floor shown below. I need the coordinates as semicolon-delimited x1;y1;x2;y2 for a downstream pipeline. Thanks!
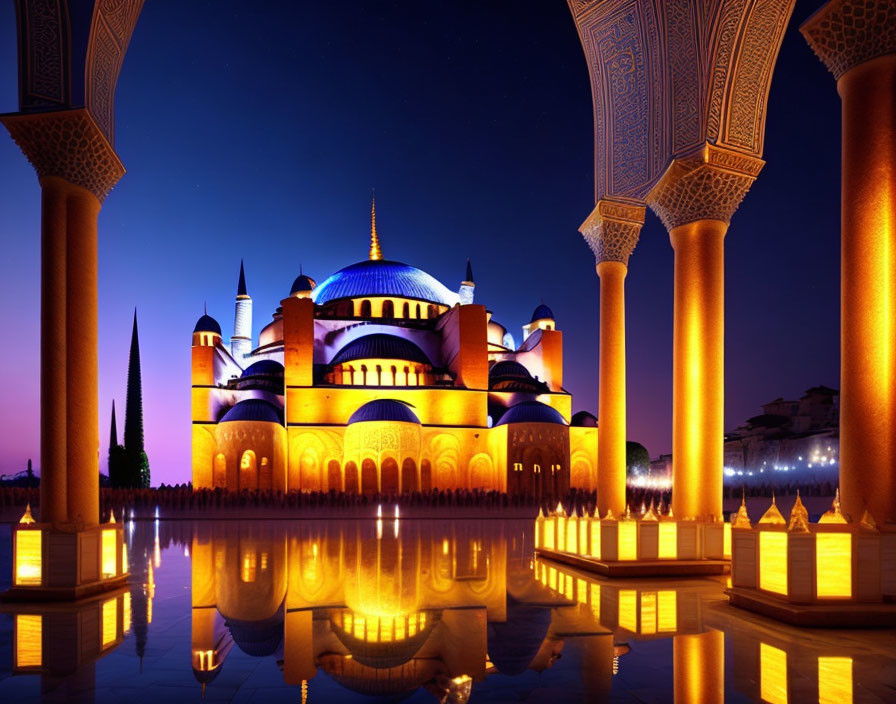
1;519;894;703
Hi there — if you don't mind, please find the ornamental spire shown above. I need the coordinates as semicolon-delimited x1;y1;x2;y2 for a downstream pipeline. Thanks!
369;193;383;261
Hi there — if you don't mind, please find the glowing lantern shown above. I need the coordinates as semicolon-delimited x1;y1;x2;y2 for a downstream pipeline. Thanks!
101;528;117;579
617;519;637;561
14;529;42;586
589;516;601;559
759;531;788;595
723;521;732;558
816;533;852;598
658;522;677;559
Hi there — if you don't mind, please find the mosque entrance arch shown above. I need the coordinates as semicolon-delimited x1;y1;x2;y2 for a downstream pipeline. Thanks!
361;459;378;494
239;450;257;491
344;462;359;494
401;458;418;492
381;458;399;494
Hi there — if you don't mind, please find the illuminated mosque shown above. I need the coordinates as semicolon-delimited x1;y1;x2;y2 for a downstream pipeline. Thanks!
191;201;597;496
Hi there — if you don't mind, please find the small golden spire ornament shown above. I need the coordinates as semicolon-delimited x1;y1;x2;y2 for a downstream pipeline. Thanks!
732;489;752;528
787;491;810;533
369;193;383;261
19;503;35;524
758;492;786;525
818;487;849;524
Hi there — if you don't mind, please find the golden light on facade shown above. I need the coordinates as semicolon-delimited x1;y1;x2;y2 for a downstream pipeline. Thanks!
816;533;852;598
760;643;788;704
15;614;41;669
544;518;555;551
723;522;732;558
818;656;853;704
102;597;118;648
589;518;601;558
101;528;117;579
14;529;42;586
759;532;788;595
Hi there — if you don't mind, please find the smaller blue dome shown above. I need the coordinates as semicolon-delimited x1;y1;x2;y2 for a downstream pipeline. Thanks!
530;304;554;323
348;399;420;425
193;314;222;335
290;274;316;295
220;399;283;424
331;334;431;367
241;359;284;377
496;401;567;427
490;360;533;380
571;410;598;427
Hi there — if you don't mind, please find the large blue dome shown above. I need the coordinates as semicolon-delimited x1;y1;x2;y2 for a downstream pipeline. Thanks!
496;401;567;427
348;399;420;425
312;259;459;306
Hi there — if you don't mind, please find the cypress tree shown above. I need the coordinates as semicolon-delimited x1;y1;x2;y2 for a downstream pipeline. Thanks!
124;310;150;488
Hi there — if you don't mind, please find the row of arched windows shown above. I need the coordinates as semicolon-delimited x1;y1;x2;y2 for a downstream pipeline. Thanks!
328;363;431;386
212;451;272;491
356;299;440;320
324;458;433;494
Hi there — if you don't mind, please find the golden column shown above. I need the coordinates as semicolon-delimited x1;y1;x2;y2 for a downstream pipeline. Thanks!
1;111;125;527
802;0;896;523
580;199;645;517
649;146;764;521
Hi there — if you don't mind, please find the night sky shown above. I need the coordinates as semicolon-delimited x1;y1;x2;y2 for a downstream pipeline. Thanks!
0;1;841;485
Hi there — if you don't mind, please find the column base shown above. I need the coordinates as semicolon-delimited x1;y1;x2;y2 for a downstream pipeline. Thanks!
536;548;729;578
726;586;896;628
4;522;129;602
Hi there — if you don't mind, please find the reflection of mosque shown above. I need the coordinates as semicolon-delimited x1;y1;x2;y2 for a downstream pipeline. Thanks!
189;520;612;700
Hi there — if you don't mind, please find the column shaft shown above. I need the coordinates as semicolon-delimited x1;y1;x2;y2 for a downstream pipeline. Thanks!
597;260;628;516
838;54;896;522
39;177;69;526
64;182;101;527
671;220;726;521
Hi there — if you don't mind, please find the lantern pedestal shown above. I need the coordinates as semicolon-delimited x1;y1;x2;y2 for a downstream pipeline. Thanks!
534;514;731;578
4;522;129;602
727;522;896;627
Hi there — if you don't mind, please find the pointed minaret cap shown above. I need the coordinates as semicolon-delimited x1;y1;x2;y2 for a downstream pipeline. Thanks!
463;258;474;286
758;493;786;525
818;488;849;524
19;503;35;524
237;259;249;298
732;490;752;528
369;194;383;261
787;491;810;533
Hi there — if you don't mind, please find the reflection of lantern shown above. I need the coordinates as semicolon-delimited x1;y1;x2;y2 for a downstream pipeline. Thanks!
818;656;852;704
101;597;118;648
14;614;42;669
101;529;118;579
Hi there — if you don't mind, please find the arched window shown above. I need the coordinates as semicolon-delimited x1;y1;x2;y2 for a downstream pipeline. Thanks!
416;304;422;319
428;305;436;318
213;453;226;489
259;457;271;490
361;364;368;385
360;300;372;317
239;450;257;491
361;459;378;495
344;462;359;494
376;364;383;386
390;365;397;386
382;300;394;318
401;458;418;493
403;366;410;387
402;302;410;318
327;460;342;492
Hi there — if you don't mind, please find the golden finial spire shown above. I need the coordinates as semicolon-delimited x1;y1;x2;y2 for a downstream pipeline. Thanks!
19;503;35;524
369;192;383;261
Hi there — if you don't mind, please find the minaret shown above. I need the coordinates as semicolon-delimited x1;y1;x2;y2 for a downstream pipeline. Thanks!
459;258;475;305
231;259;253;361
125;310;149;488
110;400;118;453
369;195;383;260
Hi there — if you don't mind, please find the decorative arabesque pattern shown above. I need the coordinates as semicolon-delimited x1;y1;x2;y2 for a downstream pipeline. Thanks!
647;146;764;230
579;199;645;265
569;0;795;219
0;109;125;200
17;0;69;108
801;0;896;80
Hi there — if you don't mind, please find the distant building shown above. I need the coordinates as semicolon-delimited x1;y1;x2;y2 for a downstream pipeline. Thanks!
723;386;839;482
190;201;597;497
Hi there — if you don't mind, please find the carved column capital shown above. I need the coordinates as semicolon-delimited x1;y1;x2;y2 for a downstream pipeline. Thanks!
647;144;764;231
579;198;646;266
1;108;125;201
801;0;896;80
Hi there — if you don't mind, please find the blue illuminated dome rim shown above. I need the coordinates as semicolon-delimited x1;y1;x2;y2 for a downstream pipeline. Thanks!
311;259;459;306
330;334;431;367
